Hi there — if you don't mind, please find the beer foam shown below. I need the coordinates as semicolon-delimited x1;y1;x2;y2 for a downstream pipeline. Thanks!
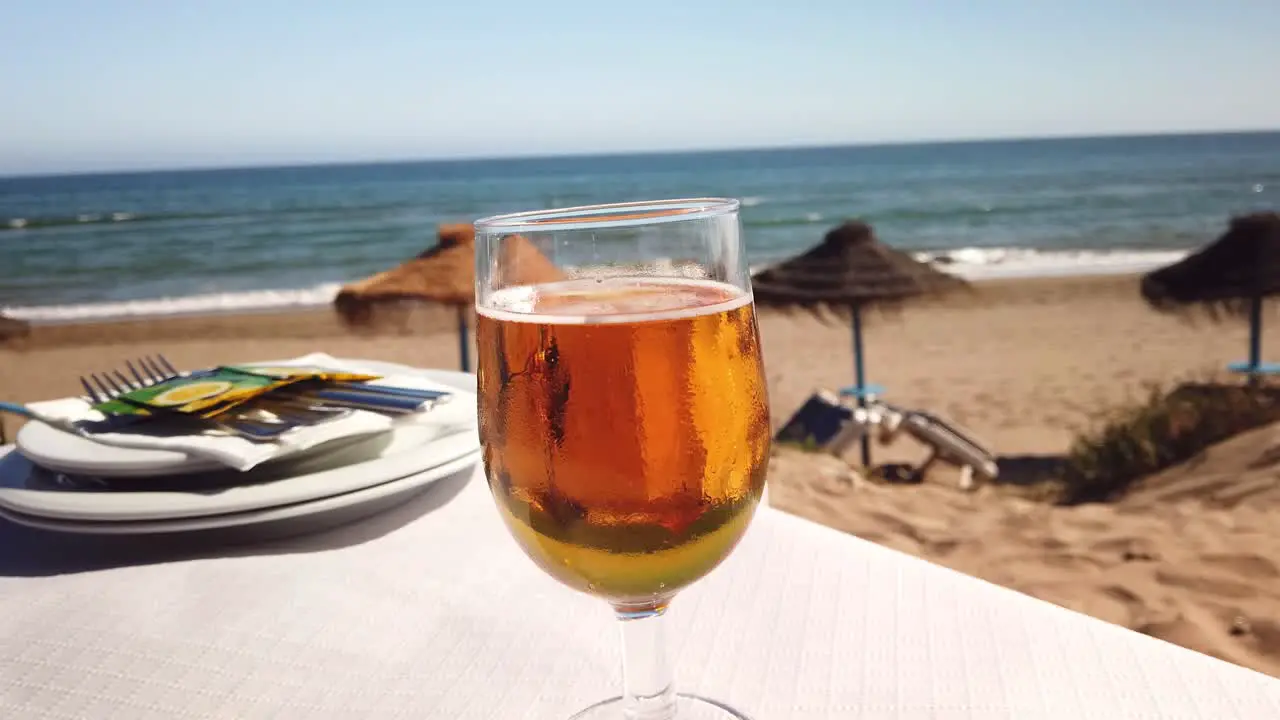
479;277;753;325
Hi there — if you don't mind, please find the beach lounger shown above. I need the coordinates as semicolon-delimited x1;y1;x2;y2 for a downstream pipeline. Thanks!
874;402;999;490
824;406;885;457
774;391;999;489
774;390;880;457
835;384;888;465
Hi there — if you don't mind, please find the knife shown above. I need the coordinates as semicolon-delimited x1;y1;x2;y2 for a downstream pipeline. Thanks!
284;387;436;415
328;382;453;403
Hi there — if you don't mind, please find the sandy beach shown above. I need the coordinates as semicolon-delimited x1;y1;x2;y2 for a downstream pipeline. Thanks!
3;273;1279;677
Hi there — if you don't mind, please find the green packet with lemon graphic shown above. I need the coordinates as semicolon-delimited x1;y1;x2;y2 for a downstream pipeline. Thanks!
91;365;385;419
91;368;298;418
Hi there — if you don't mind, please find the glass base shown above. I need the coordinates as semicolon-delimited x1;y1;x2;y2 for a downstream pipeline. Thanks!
569;693;751;720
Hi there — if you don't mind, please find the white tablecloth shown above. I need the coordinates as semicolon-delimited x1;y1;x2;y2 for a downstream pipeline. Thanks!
1;463;1278;719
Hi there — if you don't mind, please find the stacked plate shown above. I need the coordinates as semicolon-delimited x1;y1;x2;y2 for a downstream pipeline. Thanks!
0;359;481;536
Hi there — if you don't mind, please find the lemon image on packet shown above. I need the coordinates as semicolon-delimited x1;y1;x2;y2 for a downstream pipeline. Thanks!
150;380;235;407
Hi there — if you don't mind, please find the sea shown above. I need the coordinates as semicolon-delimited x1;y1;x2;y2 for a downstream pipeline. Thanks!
2;131;1278;324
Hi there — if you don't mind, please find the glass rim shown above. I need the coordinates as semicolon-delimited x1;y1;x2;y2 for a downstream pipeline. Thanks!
473;197;740;234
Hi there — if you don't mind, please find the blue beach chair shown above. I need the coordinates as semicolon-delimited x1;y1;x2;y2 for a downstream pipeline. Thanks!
774;390;855;449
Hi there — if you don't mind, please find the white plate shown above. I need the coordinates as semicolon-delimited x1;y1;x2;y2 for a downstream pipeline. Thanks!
15;361;474;478
0;449;481;536
0;362;480;523
0;428;478;522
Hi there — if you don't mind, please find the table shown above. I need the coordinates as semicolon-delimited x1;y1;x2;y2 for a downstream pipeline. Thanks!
2;462;1278;719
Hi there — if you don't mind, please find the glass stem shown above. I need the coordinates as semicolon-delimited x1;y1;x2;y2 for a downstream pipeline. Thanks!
616;604;677;720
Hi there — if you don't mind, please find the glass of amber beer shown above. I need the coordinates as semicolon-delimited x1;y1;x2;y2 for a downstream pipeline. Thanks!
474;199;770;719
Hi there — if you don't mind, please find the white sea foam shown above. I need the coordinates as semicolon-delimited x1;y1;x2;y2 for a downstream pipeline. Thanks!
3;283;344;323
908;247;1190;280
1;247;1192;325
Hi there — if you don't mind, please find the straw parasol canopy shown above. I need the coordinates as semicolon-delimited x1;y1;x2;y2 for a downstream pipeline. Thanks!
752;220;968;466
0;313;29;344
1141;212;1280;314
1141;212;1280;380
333;223;563;371
336;224;475;323
753;220;966;312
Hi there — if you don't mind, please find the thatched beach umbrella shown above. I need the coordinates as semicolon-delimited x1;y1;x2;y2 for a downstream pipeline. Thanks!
333;224;563;371
0;313;28;344
752;220;968;466
1141;212;1280;383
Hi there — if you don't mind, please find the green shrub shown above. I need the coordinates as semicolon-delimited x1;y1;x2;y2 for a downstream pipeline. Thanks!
1058;382;1280;504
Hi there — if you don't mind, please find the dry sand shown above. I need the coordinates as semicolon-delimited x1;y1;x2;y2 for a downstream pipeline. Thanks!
2;273;1279;677
769;447;1280;679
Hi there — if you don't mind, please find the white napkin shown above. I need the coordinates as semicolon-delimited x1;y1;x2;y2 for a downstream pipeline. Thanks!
22;354;476;472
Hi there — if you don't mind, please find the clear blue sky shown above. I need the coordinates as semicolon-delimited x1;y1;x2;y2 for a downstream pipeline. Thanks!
3;0;1278;175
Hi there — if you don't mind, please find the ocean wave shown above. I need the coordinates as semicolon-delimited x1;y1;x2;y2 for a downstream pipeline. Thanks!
1;248;1193;324
745;200;1037;228
743;214;827;229
868;205;1003;223
0;201;424;233
2;284;343;323
1;211;187;231
911;247;1189;280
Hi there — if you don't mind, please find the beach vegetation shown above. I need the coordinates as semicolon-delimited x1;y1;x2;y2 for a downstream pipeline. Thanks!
1057;381;1280;504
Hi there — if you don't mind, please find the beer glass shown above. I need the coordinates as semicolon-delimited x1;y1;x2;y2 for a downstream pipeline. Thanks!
474;199;770;719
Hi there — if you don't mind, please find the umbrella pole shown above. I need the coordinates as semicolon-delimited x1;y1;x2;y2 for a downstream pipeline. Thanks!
457;305;471;373
1249;294;1263;387
851;304;871;468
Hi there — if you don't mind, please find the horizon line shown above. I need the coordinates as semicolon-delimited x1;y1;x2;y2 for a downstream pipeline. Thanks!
3;126;1278;181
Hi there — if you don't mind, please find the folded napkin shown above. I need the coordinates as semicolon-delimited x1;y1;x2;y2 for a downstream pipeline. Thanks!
22;354;476;472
